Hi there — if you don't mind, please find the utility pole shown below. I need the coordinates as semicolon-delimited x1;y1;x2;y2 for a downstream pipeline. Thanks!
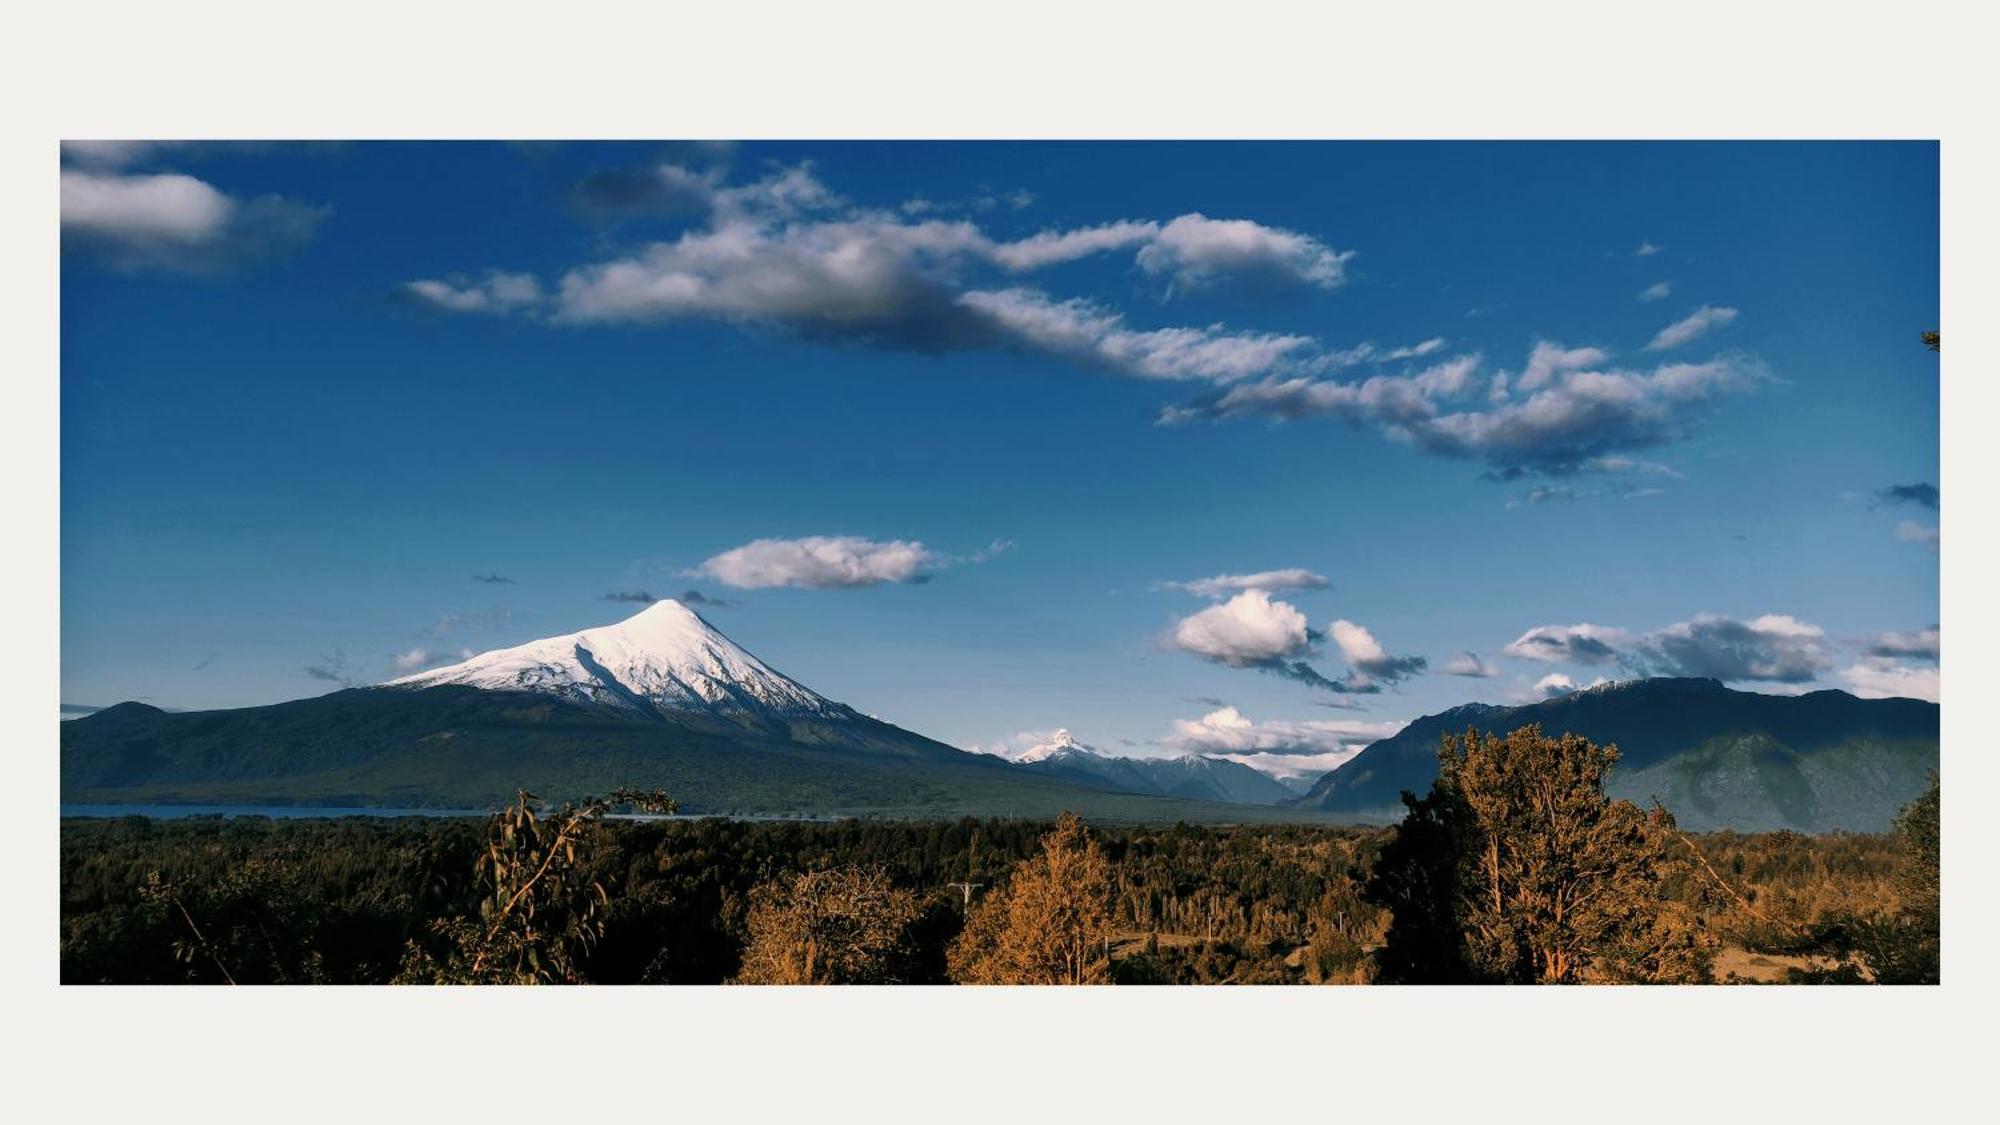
946;881;984;913
947;827;983;914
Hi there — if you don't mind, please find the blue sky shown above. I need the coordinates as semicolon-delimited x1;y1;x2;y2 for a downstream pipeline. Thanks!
59;141;1939;774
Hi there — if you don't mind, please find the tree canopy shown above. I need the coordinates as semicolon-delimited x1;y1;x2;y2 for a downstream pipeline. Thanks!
1368;724;1716;983
949;812;1115;984
736;865;923;984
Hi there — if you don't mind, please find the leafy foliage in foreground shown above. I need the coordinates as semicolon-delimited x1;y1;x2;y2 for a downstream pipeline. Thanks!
396;789;676;984
949;813;1116;985
736;865;926;984
1368;725;1719;983
61;777;1935;985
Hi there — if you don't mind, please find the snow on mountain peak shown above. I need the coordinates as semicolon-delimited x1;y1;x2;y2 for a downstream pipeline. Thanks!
386;599;852;721
1016;728;1097;763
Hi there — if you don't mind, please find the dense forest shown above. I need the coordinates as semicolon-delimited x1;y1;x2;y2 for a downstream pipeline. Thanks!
61;725;1940;985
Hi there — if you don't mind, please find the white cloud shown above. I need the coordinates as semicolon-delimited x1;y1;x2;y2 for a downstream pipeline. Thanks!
1165;568;1330;599
1583;455;1682;478
1895;520;1940;550
1134;213;1353;292
390;648;435;674
709;163;843;221
1519;342;1611;393
1535;672;1611;698
1647;305;1739;350
959;538;1016;564
1639;281;1672;302
698;536;940;589
1163;341;1763;478
1164;593;1414;693
965;727;1068;760
986;221;1160;270
1444;651;1498;678
1504;612;1846;688
412;161;1360;384
1502;623;1629;665
1301;338;1447;373
551;210;990;343
397;158;1765;484
1431;356;1758;476
61;140;175;169
1868;624;1939;662
1632;613;1831;684
1166;706;1404;777
1507;478;1664;508
61;167;325;274
1161;354;1480;424
958;288;1316;382
1168;590;1313;669
1328;618;1426;683
61;169;232;243
402;272;544;315
1636;241;1663;256
1840;659;1940;703
1384;338;1448;360
544;206;1316;380
1506;484;1601;508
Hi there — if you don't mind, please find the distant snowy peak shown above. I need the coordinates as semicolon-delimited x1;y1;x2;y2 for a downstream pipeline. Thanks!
387;599;854;722
1016;730;1228;771
1007;729;1295;805
1016;728;1095;763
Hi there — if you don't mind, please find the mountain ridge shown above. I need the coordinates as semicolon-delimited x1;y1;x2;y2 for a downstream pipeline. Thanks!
1006;729;1297;805
62;606;1335;820
60;602;1940;829
1293;677;1939;831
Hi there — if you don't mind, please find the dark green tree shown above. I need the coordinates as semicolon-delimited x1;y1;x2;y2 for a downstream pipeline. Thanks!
138;859;330;984
397;788;674;984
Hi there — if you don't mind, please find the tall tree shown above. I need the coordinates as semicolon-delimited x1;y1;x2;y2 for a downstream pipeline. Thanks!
948;812;1115;985
736;865;922;984
1855;773;1940;983
397;788;675;984
1367;725;1715;984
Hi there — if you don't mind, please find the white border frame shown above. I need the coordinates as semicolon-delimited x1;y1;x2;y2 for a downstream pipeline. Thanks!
5;3;1991;1120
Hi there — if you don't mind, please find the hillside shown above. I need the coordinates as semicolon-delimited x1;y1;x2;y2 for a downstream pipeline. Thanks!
59;685;1352;823
1293;678;1939;831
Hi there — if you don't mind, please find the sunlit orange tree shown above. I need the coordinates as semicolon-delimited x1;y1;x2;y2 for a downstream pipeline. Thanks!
1368;725;1715;984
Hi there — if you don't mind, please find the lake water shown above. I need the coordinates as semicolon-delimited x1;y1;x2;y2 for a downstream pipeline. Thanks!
61;804;489;820
59;804;838;822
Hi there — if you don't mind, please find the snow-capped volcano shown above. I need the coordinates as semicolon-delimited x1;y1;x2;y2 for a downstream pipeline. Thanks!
387;599;855;723
1015;729;1091;764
